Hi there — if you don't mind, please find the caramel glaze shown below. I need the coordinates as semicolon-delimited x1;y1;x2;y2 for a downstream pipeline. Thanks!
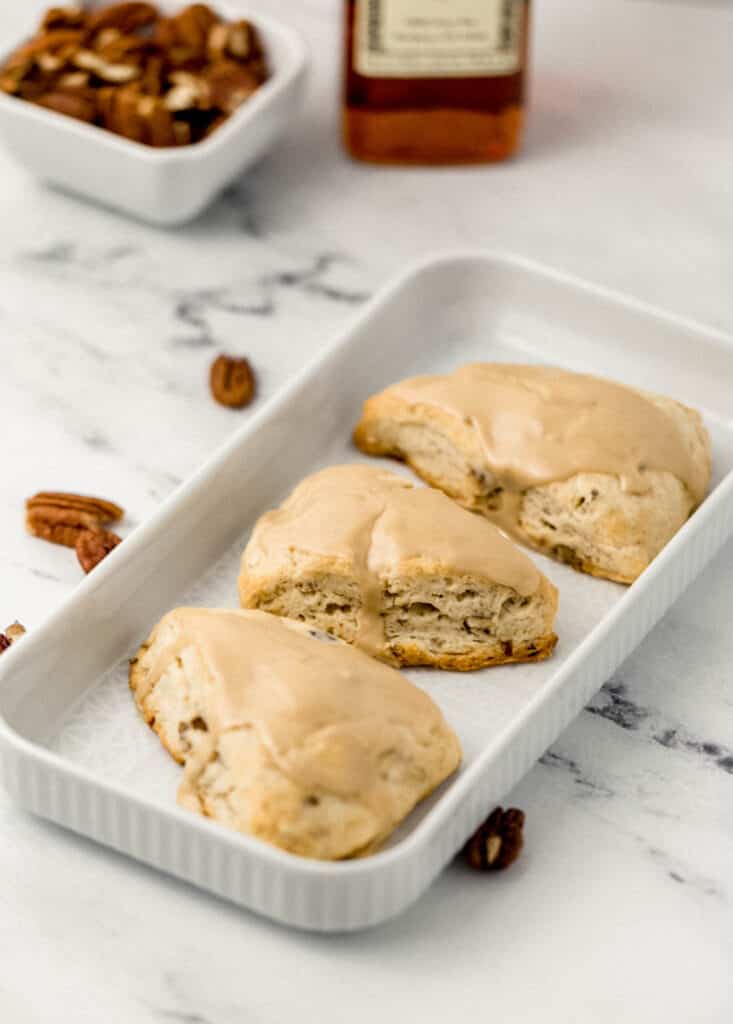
242;465;543;657
386;364;708;535
141;607;460;814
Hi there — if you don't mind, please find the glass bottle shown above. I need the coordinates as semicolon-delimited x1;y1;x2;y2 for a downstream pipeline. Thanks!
343;0;530;165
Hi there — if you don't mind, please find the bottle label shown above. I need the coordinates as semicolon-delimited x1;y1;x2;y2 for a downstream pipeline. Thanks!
354;0;524;79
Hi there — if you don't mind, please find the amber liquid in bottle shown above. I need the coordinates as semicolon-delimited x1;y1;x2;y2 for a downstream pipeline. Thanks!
343;0;530;165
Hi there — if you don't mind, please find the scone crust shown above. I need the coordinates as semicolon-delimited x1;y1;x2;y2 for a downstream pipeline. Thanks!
389;632;557;670
129;608;462;860
130;645;186;766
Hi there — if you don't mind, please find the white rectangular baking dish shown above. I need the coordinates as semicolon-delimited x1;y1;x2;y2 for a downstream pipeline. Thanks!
2;252;732;932
0;3;307;225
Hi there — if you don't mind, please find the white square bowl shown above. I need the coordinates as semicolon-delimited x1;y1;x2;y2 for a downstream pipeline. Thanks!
0;4;308;225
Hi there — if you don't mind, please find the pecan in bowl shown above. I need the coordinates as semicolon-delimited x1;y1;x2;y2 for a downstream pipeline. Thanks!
0;3;270;147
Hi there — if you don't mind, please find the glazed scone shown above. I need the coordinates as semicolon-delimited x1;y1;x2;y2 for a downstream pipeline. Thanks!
130;608;461;860
353;364;712;584
239;465;558;670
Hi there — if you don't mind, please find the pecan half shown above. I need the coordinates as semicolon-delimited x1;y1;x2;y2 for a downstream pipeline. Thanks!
42;6;86;32
26;492;124;547
98;82;146;140
227;21;253;60
93;27;123;51
86;3;159;35
1;30;81;97
76;528;122;573
0;67;28;96
35;89;96;122
56;70;91;91
72;49;140;83
5;28;84;69
206;21;228;61
0;621;26;654
172;4;218;58
93;31;153;64
210;354;256;409
37;51;66;73
463;807;525;871
163;70;210;111
137;94;177;145
172;119;191;145
206;19;252;61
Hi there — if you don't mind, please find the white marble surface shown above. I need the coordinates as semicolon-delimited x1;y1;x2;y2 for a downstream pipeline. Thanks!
1;0;732;1020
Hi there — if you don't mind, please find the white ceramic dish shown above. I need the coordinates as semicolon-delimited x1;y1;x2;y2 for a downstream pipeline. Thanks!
0;3;307;225
2;252;732;933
